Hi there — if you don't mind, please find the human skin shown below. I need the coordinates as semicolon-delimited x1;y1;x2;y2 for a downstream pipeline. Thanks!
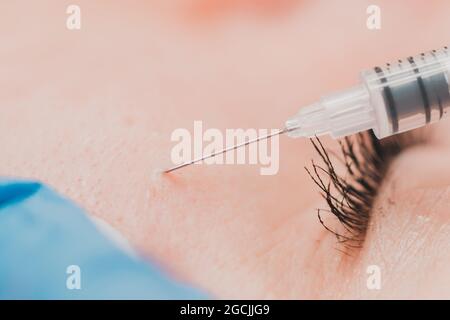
1;0;449;298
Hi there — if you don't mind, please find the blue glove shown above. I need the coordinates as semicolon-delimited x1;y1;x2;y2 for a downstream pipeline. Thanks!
0;178;207;299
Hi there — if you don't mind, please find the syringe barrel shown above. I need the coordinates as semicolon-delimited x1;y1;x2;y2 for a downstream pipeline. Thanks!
286;46;450;139
363;47;450;138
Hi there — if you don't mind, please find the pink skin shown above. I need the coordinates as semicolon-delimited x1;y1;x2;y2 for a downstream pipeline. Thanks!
1;0;449;298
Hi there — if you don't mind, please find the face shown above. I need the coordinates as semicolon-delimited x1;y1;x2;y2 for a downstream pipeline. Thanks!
1;0;449;298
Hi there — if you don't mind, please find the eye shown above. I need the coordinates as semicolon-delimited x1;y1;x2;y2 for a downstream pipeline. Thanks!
305;129;427;249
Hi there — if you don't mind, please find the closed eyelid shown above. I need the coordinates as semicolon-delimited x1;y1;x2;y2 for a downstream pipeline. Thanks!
386;145;450;192
306;129;426;250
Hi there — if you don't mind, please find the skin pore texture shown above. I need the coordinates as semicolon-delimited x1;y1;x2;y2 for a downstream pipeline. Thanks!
1;0;450;298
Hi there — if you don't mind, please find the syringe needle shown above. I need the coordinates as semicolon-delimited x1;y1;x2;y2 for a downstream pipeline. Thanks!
164;127;291;173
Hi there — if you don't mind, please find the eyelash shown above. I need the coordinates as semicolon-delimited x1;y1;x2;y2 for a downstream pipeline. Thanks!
306;130;425;248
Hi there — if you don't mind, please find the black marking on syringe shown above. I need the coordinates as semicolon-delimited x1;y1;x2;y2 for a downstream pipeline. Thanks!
407;56;431;124
374;66;399;133
429;50;445;119
438;97;444;119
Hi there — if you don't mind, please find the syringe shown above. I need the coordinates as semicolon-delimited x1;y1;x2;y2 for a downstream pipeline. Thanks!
165;46;450;173
286;46;450;139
